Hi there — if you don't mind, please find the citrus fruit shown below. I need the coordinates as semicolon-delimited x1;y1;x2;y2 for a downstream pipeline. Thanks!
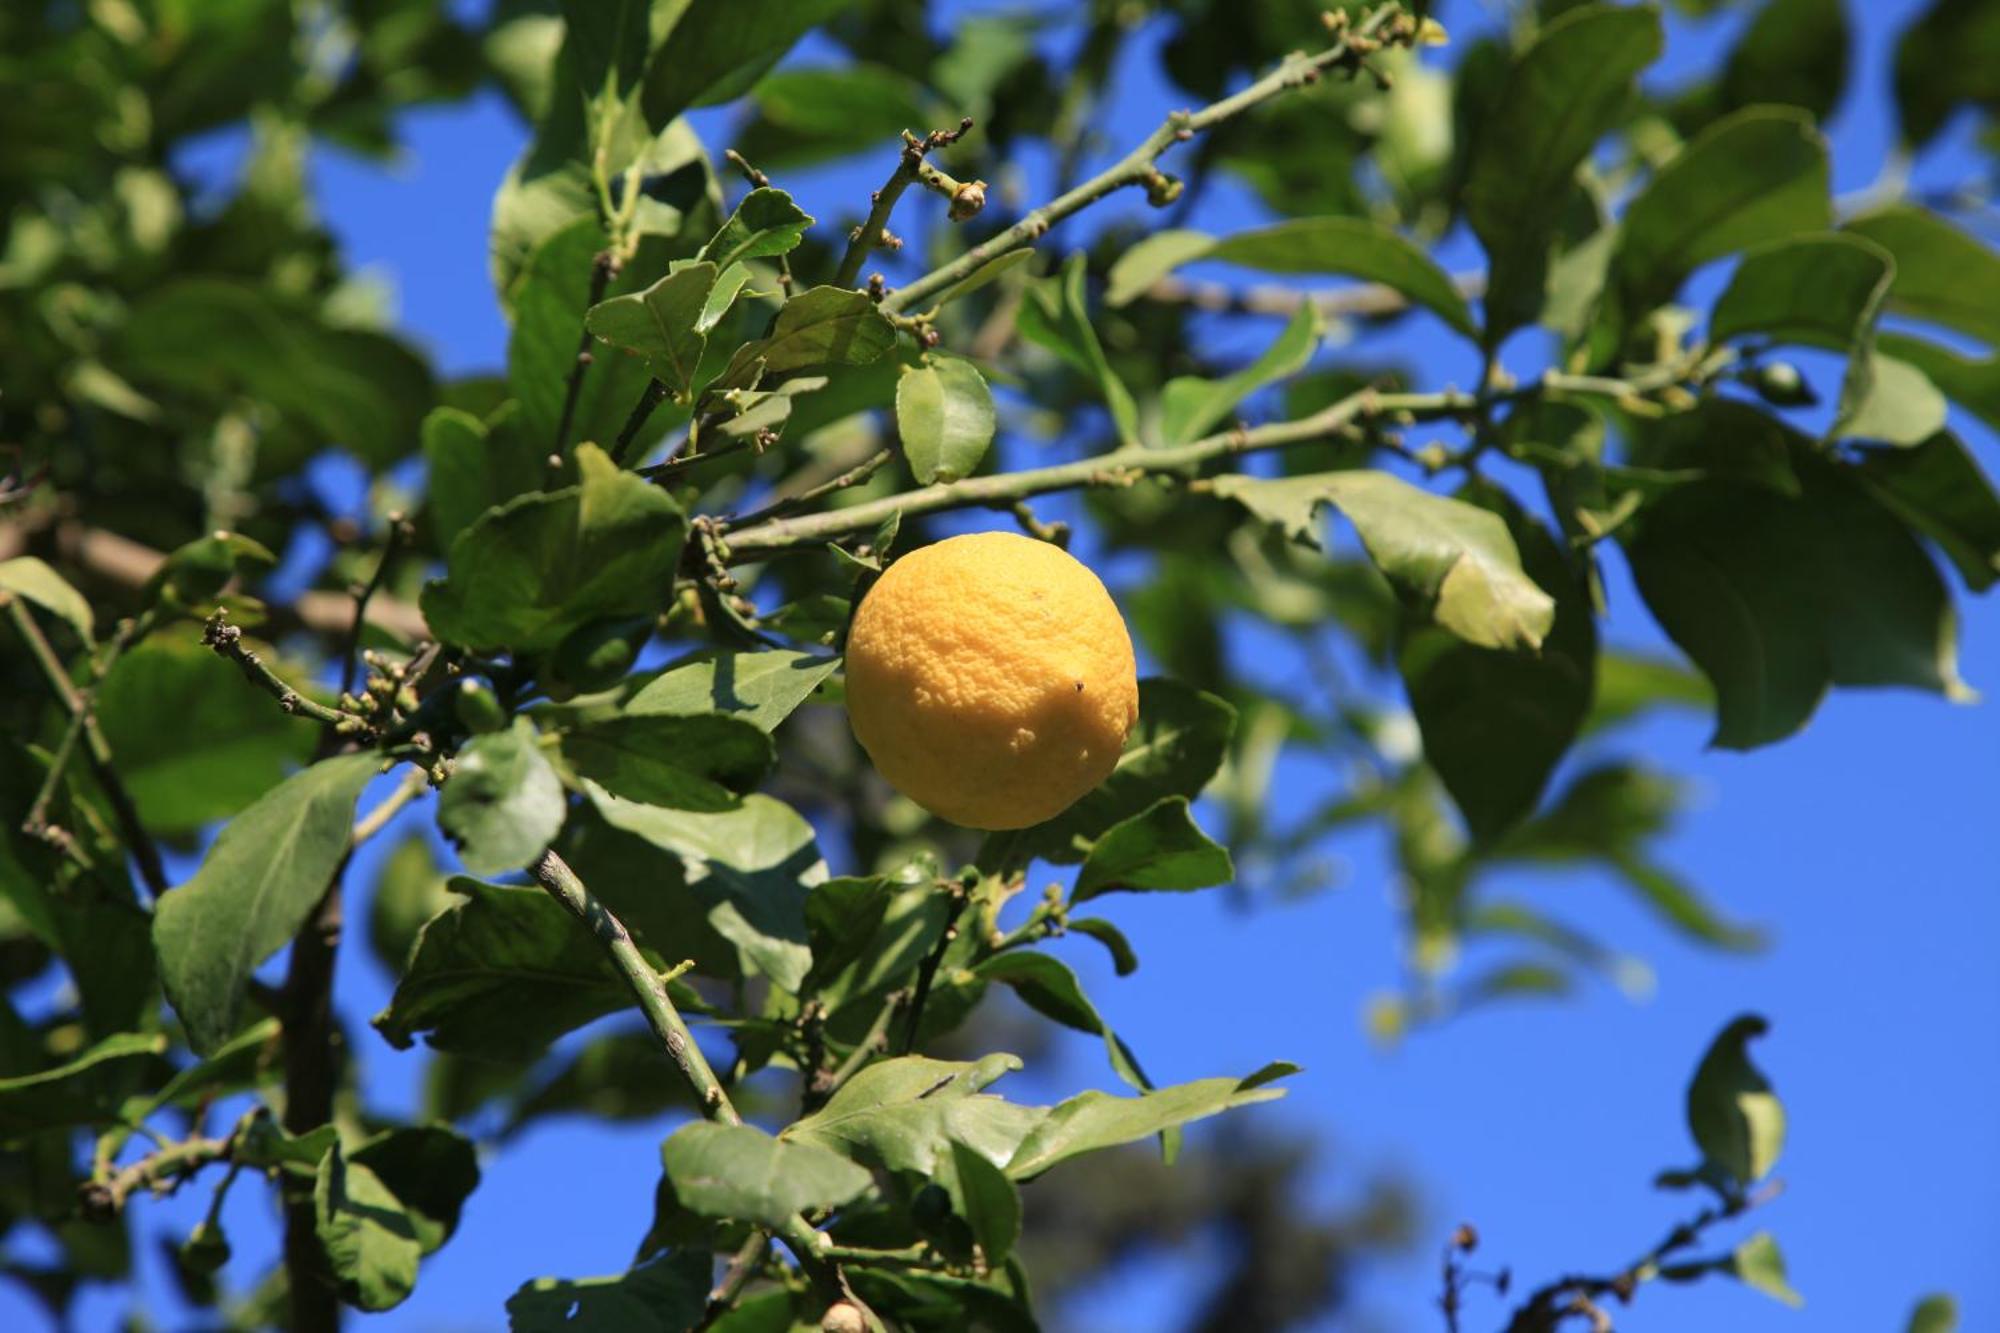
843;530;1139;830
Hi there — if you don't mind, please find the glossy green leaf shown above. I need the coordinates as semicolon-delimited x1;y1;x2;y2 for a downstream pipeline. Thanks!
1017;252;1140;445
0;558;92;643
1835;352;1949;446
1160;302;1321;446
0;1032;166;1138
1626;444;1970;748
373;880;629;1061
438;719;565;876
1067;917;1139;976
972;951;1152;1096
748;285;898;376
1856;432;2000;591
421;443;688;654
421;405;547;555
560;713;773;811
95;634;316;834
1847;205;2000;345
640;0;850;126
1613;106;1830;316
896;357;997;484
351;1125;480;1256
1004;1066;1295;1180
1463;4;1663;340
153;753;377;1054
587;789;817;993
1401;494;1594;843
659;1121;871;1228
946;1138;1022;1266
625;649;840;731
1880;335;2000;438
1109;218;1478;339
507;1250;711;1333
585;262;718;400
1687;1014;1784;1188
1709;232;1891;349
1070;797;1233;902
699;187;813;272
1731;1231;1804;1308
315;1143;421;1312
789;1054;1036;1166
1214;469;1556;651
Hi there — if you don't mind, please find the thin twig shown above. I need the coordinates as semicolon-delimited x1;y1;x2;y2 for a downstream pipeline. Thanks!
727;448;893;531
833;119;976;290
641;436;756;483
555;251;616;456
4;596;169;898
610;379;671;467
699;1232;771;1329
25;617;138;835
806;991;905;1114
338;513;409;697
900;882;972;1055
724;151;794;297
202;611;372;735
351;764;427;845
879;5;1408;315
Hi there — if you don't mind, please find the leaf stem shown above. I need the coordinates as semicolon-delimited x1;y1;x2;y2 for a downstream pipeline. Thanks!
879;5;1407;315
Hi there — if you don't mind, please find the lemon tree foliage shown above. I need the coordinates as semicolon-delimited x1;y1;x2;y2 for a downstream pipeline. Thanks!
0;0;1990;1329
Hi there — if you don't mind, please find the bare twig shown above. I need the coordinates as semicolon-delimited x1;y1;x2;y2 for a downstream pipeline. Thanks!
833;118;977;290
203;610;372;735
900;880;973;1055
727;448;893;531
351;764;427;845
611;379;671;467
338;513;410;697
555;250;616;456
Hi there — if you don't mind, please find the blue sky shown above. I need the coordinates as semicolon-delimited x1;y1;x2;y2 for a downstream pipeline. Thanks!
11;2;1998;1330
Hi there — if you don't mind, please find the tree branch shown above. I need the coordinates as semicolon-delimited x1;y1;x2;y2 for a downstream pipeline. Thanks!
833;119;977;291
555;250;616;457
203;610;373;735
878;5;1409;315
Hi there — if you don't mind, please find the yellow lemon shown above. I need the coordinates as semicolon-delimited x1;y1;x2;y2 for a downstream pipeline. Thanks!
844;530;1140;830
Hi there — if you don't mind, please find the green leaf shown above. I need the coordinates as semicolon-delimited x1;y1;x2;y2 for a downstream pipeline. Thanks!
640;0;851;127
1109;219;1479;340
1908;1293;1960;1333
748;286;898;376
1017;252;1140;445
1070;797;1232;902
1719;0;1850;124
437;719;565;876
421;443;688;654
153;753;377;1054
945;1138;1021;1266
351;1125;480;1256
1612;106;1830;317
1214;469;1556;651
737;65;932;167
925;247;1036;312
95;634;316;834
896;357;997;484
1709;232;1891;350
1846;205;2000;346
1835;352;1949;446
1731;1231;1804;1308
585;262;719;400
1463;4;1663;341
508;217;664;452
0;558;93;643
1626;443;1970;749
699;188;814;271
142;530;276;615
560;713;773;811
421;405;547;556
236;1119;339;1174
1067;917;1139;976
1893;0;2000;148
0;1032;166;1138
1687;1014;1784;1189
659;1121;871;1229
1401;494;1594;842
1880;335;2000;438
1855;432;2000;591
625;649;840;731
373;880;627;1061
1160;303;1322;446
314;1143;421;1312
586;789;817;993
367;836;454;975
1587;653;1712;735
1004;1067;1295;1180
998;679;1236;866
114;279;435;469
507;1250;711;1333
972;952;1154;1098
783;1054;1037;1176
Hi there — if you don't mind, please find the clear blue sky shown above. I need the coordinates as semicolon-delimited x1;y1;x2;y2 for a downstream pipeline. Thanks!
14;2;1997;1330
